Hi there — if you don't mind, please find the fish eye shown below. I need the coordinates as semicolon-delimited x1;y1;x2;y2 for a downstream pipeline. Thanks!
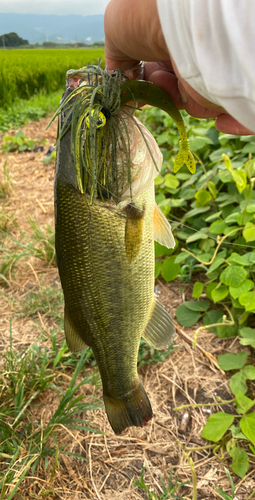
85;109;107;130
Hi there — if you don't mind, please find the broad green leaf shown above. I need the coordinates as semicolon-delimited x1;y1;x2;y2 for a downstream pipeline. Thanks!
227;253;250;266
175;303;201;327
174;252;189;264
218;196;238;208
154;175;163;186
242;142;255;154
180;187;196;200
205;210;222;222
223;225;239;236
155;260;162;279
217;352;248;371
164;173;180;189
240;413;255;446
189;137;207;151
237;210;255;225
201;412;234;442
217;322;238;339
208;181;217;199
207;258;225;274
192;282;204;299
186;231;208;243
232;170;247;193
239;327;255;348
243;365;255;380
183;206;210;219
184;300;210;312
235;392;255;414
209;147;233;162
161;257;181;282
245;252;255;264
240;327;255;338
203;309;223;334
211;285;229;303
230;371;248;395
219;170;233;183
167;198;187;207
176;230;191;240
220;265;247;288
229;279;254;299
239;292;255;312
232;446;249;478
205;283;218;301
158;199;171;216
243;222;255;242
229;425;247;439
195;189;212;207
155;241;175;258
155;192;165;204
209;220;228;234
245;200;255;213
225;212;241;224
175;172;191;180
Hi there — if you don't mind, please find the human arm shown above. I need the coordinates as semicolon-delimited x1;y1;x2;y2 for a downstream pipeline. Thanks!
104;0;255;134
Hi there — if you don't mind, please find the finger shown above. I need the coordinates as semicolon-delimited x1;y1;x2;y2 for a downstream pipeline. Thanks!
215;114;255;135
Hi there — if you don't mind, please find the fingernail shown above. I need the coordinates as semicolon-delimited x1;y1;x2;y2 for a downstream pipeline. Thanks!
178;80;188;103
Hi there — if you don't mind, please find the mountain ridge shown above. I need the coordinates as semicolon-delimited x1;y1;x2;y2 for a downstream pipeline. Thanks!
0;13;105;44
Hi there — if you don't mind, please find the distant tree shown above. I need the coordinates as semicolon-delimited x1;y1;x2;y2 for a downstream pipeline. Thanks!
0;32;29;47
91;41;105;47
42;41;58;48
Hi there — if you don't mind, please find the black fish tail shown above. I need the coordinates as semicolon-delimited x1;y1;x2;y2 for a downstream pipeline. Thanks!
104;381;153;435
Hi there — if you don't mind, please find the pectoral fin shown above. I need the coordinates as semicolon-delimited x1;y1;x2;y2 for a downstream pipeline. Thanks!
143;298;175;349
64;308;89;352
124;203;145;263
153;203;175;249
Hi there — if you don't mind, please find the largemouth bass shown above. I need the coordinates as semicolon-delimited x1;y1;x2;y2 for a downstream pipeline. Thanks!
53;66;194;434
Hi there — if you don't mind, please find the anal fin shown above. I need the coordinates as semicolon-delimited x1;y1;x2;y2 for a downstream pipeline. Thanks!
64;308;89;352
153;203;175;249
143;298;175;349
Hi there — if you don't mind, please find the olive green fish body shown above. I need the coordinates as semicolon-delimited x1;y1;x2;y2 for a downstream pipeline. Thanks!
54;68;180;434
55;151;155;432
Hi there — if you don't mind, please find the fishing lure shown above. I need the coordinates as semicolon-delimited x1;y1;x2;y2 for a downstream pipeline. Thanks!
49;65;195;204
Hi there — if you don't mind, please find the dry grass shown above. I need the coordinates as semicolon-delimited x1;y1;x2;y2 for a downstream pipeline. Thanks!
0;117;254;500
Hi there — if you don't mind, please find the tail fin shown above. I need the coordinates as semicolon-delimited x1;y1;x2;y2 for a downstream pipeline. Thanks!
174;140;196;174
104;382;153;435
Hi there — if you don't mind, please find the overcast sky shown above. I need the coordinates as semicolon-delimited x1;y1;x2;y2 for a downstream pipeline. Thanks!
0;0;109;16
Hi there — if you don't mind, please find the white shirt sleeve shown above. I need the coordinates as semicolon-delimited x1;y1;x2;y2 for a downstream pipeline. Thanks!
156;0;255;132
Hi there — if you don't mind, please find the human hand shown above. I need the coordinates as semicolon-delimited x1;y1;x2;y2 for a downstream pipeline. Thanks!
104;0;254;135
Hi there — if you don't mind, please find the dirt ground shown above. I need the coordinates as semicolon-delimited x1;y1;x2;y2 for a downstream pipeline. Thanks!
0;116;255;500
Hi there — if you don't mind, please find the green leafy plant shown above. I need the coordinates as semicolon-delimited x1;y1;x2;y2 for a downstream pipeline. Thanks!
1;130;45;153
201;391;255;478
217;352;255;395
140;106;255;341
134;468;189;499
